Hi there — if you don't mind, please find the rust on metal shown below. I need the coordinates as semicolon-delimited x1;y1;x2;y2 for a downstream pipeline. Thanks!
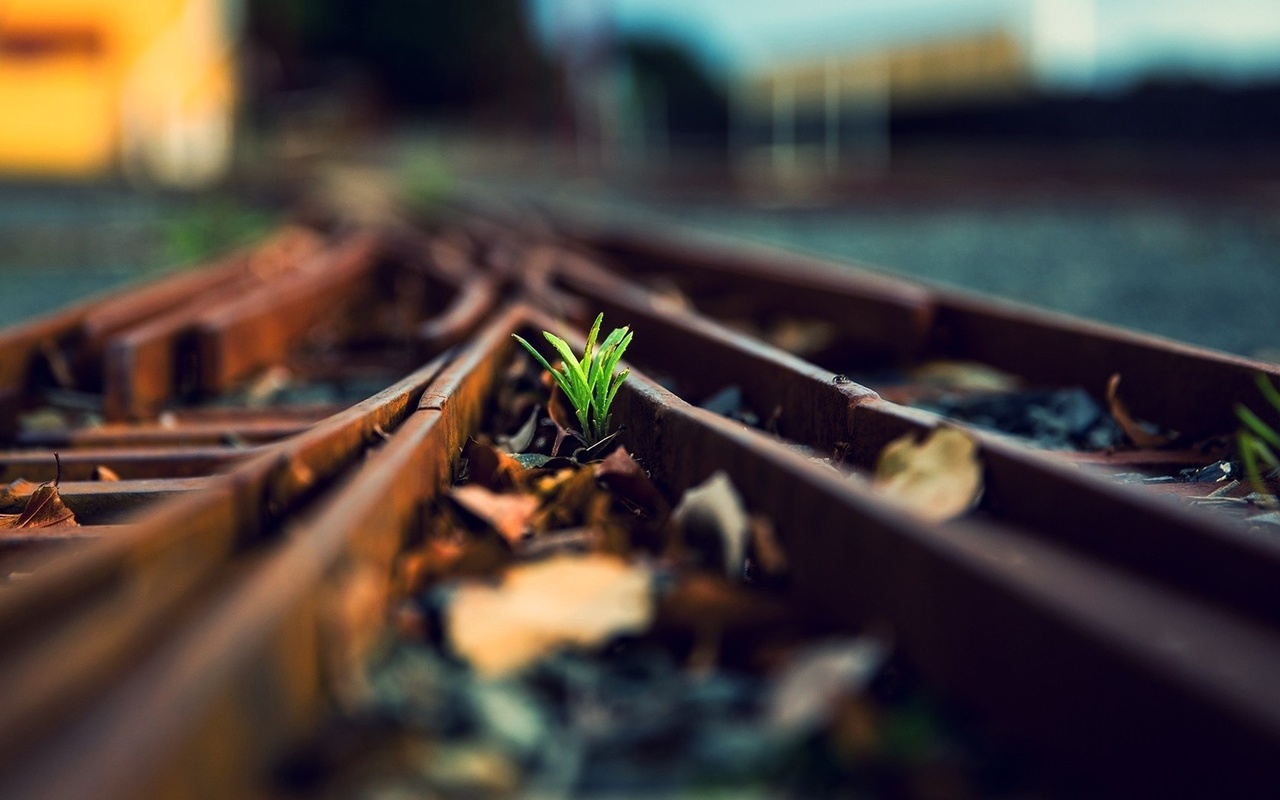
0;214;1279;797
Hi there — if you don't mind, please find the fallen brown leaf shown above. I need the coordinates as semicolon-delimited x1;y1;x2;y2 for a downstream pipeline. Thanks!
747;515;788;578
653;572;799;671
766;638;887;735
449;485;539;546
908;360;1020;393
594;448;668;516
93;465;120;482
872;428;982;523
398;535;510;591
546;386;582;456
1106;373;1179;448
446;554;652;678
767;318;838;357
0;478;37;509
463;439;526;492
670;471;750;578
496;405;540;453
0;483;78;530
534;468;599;528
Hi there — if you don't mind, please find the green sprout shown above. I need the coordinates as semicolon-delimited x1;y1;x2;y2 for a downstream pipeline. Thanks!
513;314;632;445
1235;373;1280;506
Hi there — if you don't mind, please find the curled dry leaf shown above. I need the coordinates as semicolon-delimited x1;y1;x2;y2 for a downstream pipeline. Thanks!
766;638;888;735
766;318;838;358
546;386;582;457
446;554;652;678
670;471;750;578
463;439;526;492
1106;373;1179;449
0;483;78;530
653;572;797;659
93;465;121;482
594;447;668;516
747;515;788;578
872;428;982;523
448;485;540;547
496;406;540;453
532;468;606;532
399;535;511;592
908;360;1020;393
0;478;37;509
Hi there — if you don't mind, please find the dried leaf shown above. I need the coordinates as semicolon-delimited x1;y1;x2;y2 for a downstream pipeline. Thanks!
0;483;78;530
449;485;539;546
532;468;604;532
0;478;37;509
670;471;750;578
447;554;652;678
747;514;788;578
399;535;510;591
93;465;120;482
766;638;888;735
908;360;1020;393
594;448;668;516
546;387;583;457
872;428;982;523
1106;373;1178;448
496;405;540;453
463;439;526;492
653;572;797;654
767;318;837;357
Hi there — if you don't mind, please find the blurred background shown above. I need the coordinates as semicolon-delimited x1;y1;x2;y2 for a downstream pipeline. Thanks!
1;0;1279;357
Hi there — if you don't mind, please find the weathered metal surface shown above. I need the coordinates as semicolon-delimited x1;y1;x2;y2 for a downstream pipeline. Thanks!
0;308;518;800
0;215;1278;797
556;215;1280;443
0;226;327;401
194;232;383;395
14;418;314;448
0;477;211;521
557;220;938;367
0;446;254;482
0;350;453;780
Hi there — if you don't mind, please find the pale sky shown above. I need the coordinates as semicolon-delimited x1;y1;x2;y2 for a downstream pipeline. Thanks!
527;0;1280;88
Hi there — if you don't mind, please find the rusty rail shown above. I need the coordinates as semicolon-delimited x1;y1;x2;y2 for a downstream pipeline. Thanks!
0;214;1278;797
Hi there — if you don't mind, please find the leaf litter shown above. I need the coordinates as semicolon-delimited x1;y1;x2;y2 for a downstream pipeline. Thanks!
0;455;79;532
280;349;1061;799
872;428;984;523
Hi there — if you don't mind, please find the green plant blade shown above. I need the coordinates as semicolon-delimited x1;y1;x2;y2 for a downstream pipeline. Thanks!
1257;374;1280;415
1239;432;1280;504
600;330;633;380
581;313;603;369
587;323;625;388
512;334;553;372
513;334;577;401
604;368;630;413
1236;404;1280;451
542;332;587;385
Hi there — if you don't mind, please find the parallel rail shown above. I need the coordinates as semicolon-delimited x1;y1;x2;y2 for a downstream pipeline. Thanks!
0;212;1278;797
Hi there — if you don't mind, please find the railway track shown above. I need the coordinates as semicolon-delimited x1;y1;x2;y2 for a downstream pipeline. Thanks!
0;208;1278;797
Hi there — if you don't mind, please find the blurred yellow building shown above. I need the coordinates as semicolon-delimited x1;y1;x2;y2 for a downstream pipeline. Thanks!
0;0;237;187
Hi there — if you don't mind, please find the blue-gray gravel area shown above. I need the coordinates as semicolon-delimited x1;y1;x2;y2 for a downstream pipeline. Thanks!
680;202;1280;360
526;187;1280;361
4;182;1279;361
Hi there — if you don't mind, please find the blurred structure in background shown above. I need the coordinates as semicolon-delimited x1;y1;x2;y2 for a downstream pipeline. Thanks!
3;0;1280;197
734;28;1029;189
0;0;239;188
525;0;1280;196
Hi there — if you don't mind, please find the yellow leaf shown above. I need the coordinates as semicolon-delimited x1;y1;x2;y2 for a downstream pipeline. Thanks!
447;554;652;678
872;428;982;523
